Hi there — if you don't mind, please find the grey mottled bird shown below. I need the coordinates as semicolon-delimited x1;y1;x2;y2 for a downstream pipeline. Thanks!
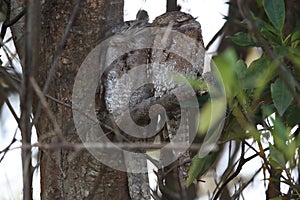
151;11;204;199
96;11;205;200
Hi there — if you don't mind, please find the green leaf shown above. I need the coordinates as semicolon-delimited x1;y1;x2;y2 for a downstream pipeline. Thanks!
186;151;219;187
236;60;247;79
289;47;300;67
255;17;279;35
272;117;297;165
291;30;300;48
255;18;282;44
229;32;257;47
243;56;275;89
273;46;289;58
271;78;293;116
272;117;289;144
269;143;286;168
261;104;275;117
198;99;226;134
285;106;300;127
263;0;285;32
198;101;212;134
213;49;240;103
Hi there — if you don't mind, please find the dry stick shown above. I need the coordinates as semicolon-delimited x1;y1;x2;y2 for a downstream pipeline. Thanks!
45;93;122;142
45;94;72;108
216;141;240;191
20;142;208;152
0;68;25;126
0;0;11;40
30;77;64;142
20;1;40;199
212;142;269;200
27;102;66;182
0;128;18;162
231;167;262;199
32;0;82;126
5;8;26;27
205;24;225;51
0;71;21;127
4;98;20;124
212;142;246;200
0;6;26;40
30;79;69;199
0;37;21;76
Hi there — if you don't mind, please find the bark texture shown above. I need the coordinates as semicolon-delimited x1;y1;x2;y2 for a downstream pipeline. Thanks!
11;0;131;199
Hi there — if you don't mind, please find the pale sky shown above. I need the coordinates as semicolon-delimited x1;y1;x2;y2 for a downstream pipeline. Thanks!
124;0;229;51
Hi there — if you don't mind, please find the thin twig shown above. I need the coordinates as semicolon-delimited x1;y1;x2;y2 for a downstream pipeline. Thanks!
212;142;246;200
16;141;211;152
0;0;11;40
0;37;21;74
0;6;25;40
33;0;82;126
30;77;64;142
231;167;262;199
45;94;72;108
4;8;25;27
4;98;20;124
205;24;225;51
0;128;18;162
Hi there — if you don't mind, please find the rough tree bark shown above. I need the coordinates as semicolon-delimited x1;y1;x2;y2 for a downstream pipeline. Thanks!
11;0;131;199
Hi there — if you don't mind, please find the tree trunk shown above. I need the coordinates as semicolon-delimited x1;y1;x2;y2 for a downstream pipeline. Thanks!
11;0;131;199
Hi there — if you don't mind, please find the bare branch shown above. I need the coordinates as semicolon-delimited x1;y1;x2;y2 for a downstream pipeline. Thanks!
20;1;40;199
0;0;11;40
4;98;19;124
4;8;25;27
17;141;212;152
0;128;18;163
30;77;64;142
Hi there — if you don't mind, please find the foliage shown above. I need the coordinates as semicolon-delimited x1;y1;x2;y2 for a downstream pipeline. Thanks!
188;0;300;199
0;0;299;199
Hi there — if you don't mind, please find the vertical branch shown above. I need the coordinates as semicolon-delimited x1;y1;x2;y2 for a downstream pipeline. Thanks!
266;165;282;198
166;0;177;12
20;0;40;199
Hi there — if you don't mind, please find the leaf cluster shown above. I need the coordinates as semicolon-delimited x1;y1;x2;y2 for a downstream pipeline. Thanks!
187;0;300;199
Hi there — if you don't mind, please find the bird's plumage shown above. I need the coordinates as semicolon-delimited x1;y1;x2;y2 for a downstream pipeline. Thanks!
97;11;205;200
